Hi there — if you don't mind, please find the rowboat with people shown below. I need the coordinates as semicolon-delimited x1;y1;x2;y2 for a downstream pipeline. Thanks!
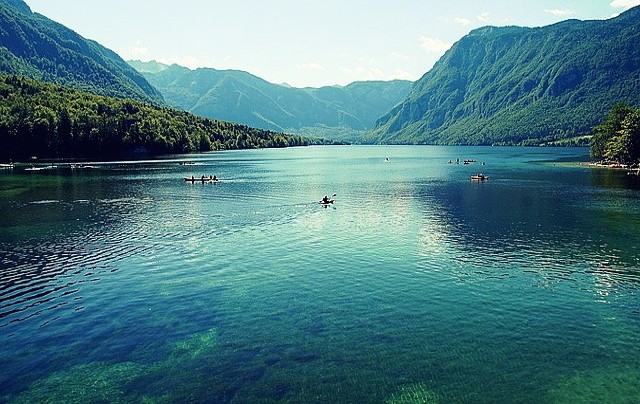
184;175;218;183
471;173;489;181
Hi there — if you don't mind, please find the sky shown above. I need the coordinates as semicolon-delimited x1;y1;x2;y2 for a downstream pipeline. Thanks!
24;0;640;88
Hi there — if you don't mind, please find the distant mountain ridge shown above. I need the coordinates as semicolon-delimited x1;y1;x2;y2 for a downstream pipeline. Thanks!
0;0;163;104
129;61;412;141
368;6;640;145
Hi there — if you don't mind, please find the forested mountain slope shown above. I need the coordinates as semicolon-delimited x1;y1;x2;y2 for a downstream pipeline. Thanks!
130;61;411;141
368;6;640;145
0;0;163;104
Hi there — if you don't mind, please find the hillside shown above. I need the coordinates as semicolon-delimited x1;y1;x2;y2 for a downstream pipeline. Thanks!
368;6;640;145
129;61;411;141
0;0;163;104
0;74;326;160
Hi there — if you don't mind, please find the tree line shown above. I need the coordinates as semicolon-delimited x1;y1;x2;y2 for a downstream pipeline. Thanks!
0;74;333;160
590;103;640;166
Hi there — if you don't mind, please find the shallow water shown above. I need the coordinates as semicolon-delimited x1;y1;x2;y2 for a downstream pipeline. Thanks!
1;146;639;402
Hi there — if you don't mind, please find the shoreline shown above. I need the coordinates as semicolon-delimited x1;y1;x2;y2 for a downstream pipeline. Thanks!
580;161;640;175
586;161;639;170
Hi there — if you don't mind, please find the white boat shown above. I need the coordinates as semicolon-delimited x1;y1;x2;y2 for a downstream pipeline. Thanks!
25;165;57;171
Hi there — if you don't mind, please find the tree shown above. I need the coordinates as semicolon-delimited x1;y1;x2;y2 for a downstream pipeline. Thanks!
590;103;634;161
615;109;640;166
0;74;333;160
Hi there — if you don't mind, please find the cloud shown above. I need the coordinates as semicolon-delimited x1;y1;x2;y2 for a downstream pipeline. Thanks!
610;0;640;9
340;66;387;82
453;17;472;26
419;36;453;53
339;66;416;83
448;12;490;26
126;40;150;60
545;9;574;16
390;52;410;61
122;40;204;69
296;62;326;71
391;69;416;81
476;12;491;22
156;55;202;69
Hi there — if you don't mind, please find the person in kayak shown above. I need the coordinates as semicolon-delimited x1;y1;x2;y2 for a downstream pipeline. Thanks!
322;195;330;204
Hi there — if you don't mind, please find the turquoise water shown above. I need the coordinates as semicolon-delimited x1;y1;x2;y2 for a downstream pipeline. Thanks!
1;146;639;403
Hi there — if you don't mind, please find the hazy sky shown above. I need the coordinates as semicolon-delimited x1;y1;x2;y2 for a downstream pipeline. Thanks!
24;0;640;88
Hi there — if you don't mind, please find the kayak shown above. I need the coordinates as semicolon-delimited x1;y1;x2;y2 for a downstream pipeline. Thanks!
319;193;336;205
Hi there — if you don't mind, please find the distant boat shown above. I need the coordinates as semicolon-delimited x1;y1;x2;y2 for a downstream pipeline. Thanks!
471;174;489;181
25;165;57;171
0;163;14;169
70;164;97;169
184;176;218;183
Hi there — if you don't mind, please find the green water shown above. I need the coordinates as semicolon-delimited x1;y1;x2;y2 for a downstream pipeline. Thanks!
1;146;639;403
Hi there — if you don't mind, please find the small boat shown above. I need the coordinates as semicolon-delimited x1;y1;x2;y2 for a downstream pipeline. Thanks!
70;164;97;169
184;176;219;182
471;174;489;181
185;177;209;182
25;165;57;171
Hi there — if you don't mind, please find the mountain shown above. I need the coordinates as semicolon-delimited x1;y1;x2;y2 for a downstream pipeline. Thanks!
368;6;640;145
129;61;411;141
0;0;163;104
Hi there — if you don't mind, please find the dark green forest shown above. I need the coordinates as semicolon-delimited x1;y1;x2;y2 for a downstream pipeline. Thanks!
590;103;640;166
0;74;329;160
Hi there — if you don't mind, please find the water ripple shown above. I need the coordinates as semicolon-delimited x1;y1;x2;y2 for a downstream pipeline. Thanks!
1;147;640;403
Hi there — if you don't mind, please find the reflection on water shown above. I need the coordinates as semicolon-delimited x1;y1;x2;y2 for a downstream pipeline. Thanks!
1;146;639;402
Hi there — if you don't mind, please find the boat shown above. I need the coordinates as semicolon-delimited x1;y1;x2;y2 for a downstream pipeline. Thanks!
184;177;209;182
25;165;57;171
0;163;14;169
184;176;219;182
70;164;97;169
471;174;489;181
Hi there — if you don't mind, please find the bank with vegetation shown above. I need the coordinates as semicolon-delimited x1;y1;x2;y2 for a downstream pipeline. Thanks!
0;74;334;161
590;103;640;167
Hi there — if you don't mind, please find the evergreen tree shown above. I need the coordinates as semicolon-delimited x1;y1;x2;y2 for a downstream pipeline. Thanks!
0;74;335;160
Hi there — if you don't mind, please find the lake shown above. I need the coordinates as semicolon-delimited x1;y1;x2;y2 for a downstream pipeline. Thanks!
1;145;639;403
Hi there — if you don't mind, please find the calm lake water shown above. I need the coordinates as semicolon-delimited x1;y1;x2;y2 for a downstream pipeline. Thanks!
1;145;639;403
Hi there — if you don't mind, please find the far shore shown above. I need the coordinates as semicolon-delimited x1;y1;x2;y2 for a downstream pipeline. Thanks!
579;161;640;175
585;161;639;170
